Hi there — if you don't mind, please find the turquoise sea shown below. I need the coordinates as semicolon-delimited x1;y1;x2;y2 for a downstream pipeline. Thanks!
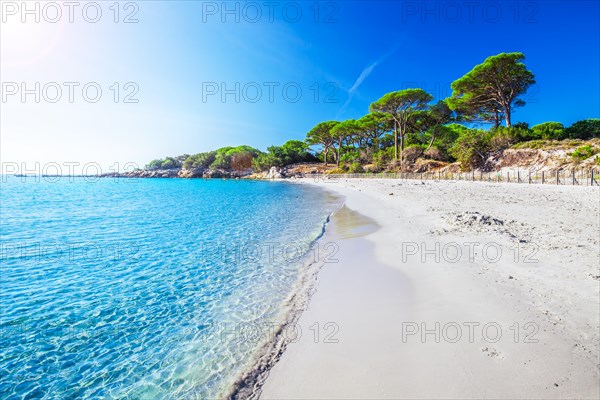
0;177;339;399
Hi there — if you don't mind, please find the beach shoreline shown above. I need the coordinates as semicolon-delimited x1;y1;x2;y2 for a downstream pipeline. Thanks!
221;188;346;400
258;178;600;399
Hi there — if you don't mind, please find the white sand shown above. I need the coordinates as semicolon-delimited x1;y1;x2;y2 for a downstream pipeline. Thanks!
260;178;600;399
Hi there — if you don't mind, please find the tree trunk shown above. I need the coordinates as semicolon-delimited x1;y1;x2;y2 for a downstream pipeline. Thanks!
393;121;398;160
493;110;500;128
324;148;328;166
400;134;405;172
336;138;342;167
425;126;437;152
505;108;511;127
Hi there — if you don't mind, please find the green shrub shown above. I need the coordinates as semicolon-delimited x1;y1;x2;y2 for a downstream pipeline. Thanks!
372;147;394;170
449;128;490;170
253;140;316;171
511;140;550;150
511;139;589;150
512;122;530;131
146;156;183;170
183;151;217;169
491;126;536;146
488;128;514;150
405;132;429;147
160;157;180;169
378;133;394;148
209;152;230;170
252;153;277;171
340;149;361;164
565;119;600;139
571;145;598;161
205;146;262;170
145;159;163;171
531;122;565;140
432;125;461;159
348;162;364;173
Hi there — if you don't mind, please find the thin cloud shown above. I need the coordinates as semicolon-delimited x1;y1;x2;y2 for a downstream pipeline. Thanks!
337;44;401;117
348;62;379;96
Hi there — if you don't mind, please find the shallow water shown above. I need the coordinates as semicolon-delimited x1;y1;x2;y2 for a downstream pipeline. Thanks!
332;205;380;239
0;177;339;399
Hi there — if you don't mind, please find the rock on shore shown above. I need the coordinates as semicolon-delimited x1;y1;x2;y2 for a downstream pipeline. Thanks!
101;167;255;179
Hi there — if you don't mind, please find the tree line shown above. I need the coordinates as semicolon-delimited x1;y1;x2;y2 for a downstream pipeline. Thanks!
146;53;600;173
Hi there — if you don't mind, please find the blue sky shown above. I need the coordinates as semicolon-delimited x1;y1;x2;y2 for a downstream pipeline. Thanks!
1;1;599;170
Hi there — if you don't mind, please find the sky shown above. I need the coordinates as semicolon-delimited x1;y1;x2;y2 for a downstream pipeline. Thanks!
1;0;599;172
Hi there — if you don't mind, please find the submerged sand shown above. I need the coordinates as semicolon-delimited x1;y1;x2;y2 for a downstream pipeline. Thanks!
259;179;600;399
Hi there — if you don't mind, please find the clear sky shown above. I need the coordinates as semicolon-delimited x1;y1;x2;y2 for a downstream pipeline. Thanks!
1;0;599;172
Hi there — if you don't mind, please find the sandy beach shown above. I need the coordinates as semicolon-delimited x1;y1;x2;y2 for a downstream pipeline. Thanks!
260;178;600;399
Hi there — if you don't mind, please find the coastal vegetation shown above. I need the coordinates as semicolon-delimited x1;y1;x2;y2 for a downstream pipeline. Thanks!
145;52;600;175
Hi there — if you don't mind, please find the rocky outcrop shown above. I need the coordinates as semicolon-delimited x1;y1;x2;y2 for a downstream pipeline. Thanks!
178;167;206;178
230;168;254;178
101;169;181;178
101;166;258;179
266;167;283;179
278;163;334;177
202;169;230;178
